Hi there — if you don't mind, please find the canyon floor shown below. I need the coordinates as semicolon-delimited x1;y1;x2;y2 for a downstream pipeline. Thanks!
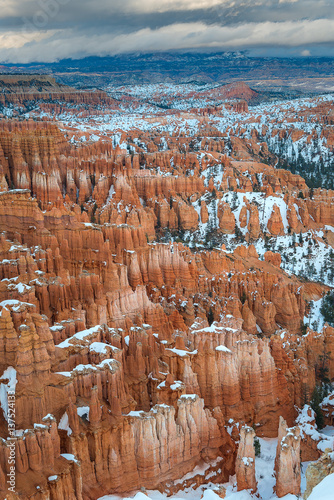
0;74;333;499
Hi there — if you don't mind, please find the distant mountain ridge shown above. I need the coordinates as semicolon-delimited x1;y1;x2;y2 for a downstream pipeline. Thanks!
1;52;334;91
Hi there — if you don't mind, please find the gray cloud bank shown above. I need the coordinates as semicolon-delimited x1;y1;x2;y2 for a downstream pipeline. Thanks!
0;0;333;62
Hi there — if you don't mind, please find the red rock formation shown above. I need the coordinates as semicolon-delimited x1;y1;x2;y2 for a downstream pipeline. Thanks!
247;204;261;239
296;405;322;461
267;204;285;236
274;416;301;498
200;201;209;224
0;416;83;500
264;251;281;268
235;426;257;492
0;79;333;500
218;202;235;233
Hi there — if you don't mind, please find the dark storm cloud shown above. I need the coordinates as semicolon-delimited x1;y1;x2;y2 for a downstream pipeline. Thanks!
0;0;333;62
1;0;332;31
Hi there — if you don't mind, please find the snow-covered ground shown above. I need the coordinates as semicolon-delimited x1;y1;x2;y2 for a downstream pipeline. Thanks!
21;84;334;176
254;230;334;288
188;183;334;291
307;471;334;500
297;406;334;453
98;434;334;500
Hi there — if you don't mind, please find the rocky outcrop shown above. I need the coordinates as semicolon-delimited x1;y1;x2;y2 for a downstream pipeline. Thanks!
217;202;235;233
264;251;281;268
267;204;285;236
0;415;83;500
304;449;334;499
274;416;301;498
296;405;322;462
235;426;257;492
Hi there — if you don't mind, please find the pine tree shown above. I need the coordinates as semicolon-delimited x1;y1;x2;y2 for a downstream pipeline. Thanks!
207;308;214;326
240;290;247;305
254;437;261;457
299;231;303;245
310;385;325;429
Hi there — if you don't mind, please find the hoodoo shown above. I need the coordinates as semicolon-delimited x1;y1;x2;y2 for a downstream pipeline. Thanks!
0;70;333;500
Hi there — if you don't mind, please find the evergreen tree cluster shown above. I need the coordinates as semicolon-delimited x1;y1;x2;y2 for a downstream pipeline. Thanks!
310;384;330;429
266;130;334;190
320;291;334;327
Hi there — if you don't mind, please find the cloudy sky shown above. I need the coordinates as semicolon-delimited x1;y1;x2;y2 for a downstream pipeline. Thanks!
0;0;333;62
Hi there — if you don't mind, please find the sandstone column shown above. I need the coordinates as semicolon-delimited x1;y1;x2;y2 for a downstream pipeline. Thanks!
235;425;257;492
275;416;301;497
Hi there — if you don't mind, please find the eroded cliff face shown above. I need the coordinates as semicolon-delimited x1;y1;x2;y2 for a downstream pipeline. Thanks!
0;83;333;499
0;75;111;109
